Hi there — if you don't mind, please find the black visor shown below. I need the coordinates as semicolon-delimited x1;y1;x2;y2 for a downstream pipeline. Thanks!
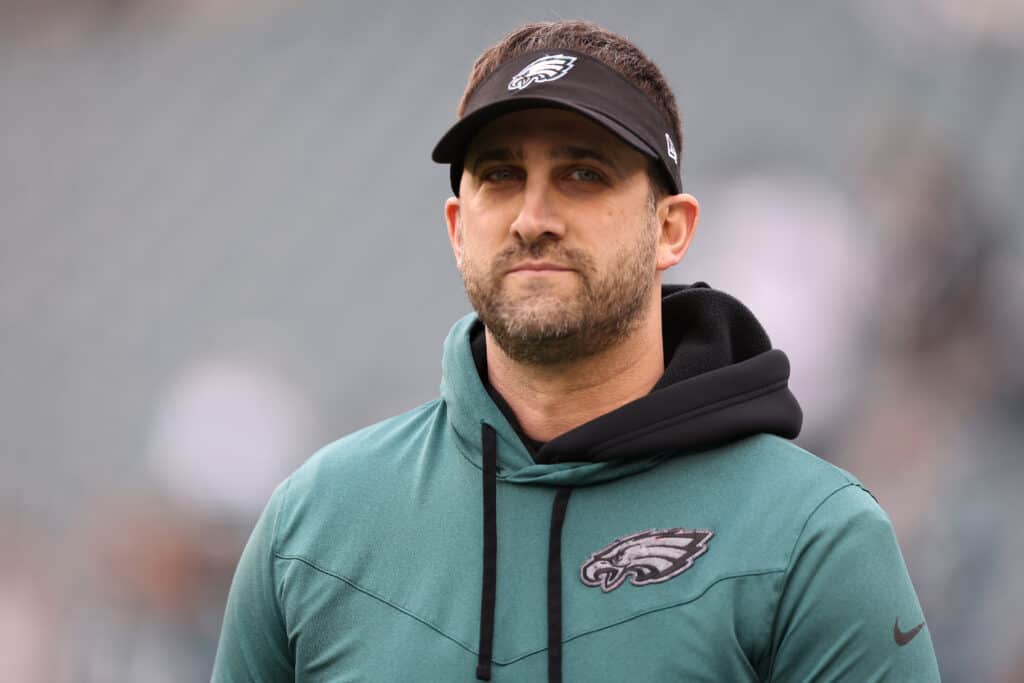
432;49;682;196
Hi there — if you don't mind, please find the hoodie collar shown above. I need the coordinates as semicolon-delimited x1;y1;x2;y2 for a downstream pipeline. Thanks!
439;282;802;485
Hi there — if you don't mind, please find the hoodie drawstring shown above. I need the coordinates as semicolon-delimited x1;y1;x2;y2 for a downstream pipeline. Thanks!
477;423;574;683
477;424;498;681
547;486;573;683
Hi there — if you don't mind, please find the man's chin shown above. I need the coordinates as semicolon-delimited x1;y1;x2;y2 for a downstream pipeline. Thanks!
502;272;578;296
497;293;581;328
487;317;587;365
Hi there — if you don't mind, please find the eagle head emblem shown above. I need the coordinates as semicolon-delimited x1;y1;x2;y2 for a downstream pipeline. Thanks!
580;528;713;592
507;54;578;91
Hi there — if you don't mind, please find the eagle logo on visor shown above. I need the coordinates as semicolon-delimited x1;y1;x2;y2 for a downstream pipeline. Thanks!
507;54;578;91
580;528;713;592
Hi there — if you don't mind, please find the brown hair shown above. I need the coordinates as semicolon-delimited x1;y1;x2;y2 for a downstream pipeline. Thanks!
458;21;683;195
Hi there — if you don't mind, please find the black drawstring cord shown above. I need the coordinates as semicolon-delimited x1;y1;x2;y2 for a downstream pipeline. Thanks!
477;424;498;681
477;425;574;683
547;487;573;683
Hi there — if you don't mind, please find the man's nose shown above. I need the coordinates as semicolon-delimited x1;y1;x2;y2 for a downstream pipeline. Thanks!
509;176;566;243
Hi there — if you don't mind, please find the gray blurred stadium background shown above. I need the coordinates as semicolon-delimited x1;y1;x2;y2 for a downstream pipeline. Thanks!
2;1;1023;680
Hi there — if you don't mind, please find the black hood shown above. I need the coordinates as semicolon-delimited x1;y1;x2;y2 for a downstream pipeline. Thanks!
474;282;803;464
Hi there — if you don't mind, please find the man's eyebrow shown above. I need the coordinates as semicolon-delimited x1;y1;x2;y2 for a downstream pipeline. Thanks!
468;147;522;173
468;144;624;174
549;145;622;173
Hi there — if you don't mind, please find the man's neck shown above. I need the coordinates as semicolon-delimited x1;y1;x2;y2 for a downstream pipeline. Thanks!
485;305;665;444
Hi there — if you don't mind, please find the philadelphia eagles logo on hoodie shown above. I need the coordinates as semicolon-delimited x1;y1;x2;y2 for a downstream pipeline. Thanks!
580;528;714;592
507;54;577;91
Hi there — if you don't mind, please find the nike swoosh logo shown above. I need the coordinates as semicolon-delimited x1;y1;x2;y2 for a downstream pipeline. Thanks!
894;618;925;646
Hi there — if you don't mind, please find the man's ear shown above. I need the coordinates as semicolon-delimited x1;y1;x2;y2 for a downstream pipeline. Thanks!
655;193;699;272
445;197;463;268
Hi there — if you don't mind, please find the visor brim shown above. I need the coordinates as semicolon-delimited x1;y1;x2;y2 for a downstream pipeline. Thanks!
432;97;664;193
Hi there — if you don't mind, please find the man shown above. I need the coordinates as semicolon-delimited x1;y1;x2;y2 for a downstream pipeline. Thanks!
212;21;940;682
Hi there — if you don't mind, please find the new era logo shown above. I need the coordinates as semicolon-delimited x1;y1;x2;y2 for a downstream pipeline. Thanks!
508;54;577;91
665;133;678;165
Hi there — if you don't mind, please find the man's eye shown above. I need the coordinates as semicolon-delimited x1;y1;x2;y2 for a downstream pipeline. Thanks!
568;168;602;182
482;168;520;183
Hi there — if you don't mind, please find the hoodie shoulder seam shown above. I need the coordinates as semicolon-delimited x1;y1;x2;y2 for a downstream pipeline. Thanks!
269;476;294;642
273;552;786;666
764;481;862;681
498;567;788;665
273;552;482;656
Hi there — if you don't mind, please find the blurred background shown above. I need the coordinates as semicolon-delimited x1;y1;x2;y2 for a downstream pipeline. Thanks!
2;0;1022;680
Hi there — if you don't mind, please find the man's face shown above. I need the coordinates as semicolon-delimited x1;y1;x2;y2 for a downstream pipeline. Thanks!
446;108;662;365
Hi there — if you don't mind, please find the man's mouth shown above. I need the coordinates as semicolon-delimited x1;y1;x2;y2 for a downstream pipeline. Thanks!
507;261;574;274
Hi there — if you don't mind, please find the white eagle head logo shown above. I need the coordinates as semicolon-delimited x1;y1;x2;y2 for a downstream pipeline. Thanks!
580;528;713;593
507;54;578;91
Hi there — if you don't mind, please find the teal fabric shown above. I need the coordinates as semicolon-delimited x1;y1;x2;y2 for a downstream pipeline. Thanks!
213;314;940;682
441;313;670;486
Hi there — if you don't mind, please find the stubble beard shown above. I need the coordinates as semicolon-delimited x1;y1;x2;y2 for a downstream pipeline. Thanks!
460;211;660;366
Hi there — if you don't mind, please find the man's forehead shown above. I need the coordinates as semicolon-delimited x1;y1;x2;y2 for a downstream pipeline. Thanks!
466;108;635;160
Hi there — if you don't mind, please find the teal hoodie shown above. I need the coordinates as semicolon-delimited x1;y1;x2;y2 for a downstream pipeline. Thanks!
213;284;940;682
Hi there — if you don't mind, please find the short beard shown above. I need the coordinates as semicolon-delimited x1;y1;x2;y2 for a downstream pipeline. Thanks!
459;195;660;366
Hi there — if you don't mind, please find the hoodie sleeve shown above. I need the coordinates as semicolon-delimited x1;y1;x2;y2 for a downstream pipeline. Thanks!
211;479;294;682
767;483;940;682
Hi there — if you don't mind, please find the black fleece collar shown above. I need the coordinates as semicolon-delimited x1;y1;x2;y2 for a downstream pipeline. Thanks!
467;282;801;465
